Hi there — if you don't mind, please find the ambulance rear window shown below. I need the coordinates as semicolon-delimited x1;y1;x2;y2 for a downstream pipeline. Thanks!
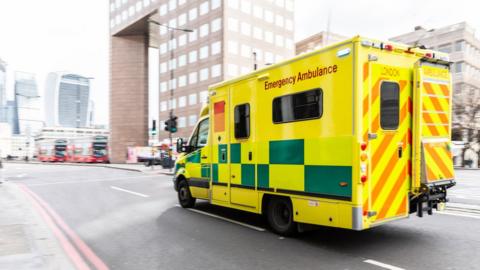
380;81;400;130
272;89;323;124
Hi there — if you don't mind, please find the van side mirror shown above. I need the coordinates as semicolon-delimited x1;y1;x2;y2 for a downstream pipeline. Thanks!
176;138;185;153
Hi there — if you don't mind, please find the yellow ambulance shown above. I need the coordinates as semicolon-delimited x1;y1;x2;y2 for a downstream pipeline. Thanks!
173;36;456;235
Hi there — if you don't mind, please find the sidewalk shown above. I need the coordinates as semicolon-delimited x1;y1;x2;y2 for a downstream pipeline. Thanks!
0;181;75;270
4;160;175;175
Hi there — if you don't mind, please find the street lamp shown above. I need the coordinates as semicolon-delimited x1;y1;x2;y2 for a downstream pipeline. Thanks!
148;19;193;171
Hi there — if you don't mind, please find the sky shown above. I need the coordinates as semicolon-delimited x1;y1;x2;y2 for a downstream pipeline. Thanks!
0;0;479;126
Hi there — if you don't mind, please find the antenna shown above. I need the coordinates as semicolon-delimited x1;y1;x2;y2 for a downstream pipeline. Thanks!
324;8;332;47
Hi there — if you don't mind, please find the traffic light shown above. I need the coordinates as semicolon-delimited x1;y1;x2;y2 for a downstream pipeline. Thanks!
164;116;178;133
152;120;157;135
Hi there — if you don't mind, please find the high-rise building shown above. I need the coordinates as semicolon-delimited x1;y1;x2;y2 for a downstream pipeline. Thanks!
295;31;347;55
0;58;7;122
44;72;91;128
13;72;43;135
391;22;480;141
109;0;295;162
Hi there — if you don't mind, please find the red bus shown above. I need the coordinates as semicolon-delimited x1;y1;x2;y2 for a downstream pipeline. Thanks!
37;139;68;162
67;136;109;163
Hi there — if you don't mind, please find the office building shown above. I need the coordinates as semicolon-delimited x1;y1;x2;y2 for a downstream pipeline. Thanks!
109;0;295;162
13;72;43;135
296;31;347;55
391;22;480;140
0;58;6;122
45;72;92;128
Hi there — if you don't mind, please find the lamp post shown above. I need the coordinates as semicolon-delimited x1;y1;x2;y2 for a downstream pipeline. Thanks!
148;19;193;171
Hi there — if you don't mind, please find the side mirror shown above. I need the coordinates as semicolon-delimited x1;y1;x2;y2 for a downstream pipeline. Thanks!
176;138;186;153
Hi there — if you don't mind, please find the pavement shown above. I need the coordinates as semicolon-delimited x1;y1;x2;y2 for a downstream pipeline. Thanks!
1;163;480;270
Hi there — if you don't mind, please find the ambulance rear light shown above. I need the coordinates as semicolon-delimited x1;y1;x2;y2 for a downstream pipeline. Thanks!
384;44;394;51
361;175;368;183
425;53;433;58
360;142;368;151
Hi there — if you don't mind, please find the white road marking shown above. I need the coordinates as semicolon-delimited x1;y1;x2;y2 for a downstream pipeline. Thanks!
16;173;27;178
363;259;405;270
110;186;150;198
175;205;265;232
437;211;480;220
28;175;162;186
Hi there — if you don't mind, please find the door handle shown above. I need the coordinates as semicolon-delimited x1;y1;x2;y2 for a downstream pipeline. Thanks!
398;145;403;158
201;155;208;159
248;151;252;161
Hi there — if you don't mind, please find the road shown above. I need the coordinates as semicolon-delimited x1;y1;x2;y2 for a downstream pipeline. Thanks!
2;163;480;270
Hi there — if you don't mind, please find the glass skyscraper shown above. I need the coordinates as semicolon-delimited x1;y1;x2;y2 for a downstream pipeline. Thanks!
13;72;43;135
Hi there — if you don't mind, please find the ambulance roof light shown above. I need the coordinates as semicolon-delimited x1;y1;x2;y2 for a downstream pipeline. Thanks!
384;44;394;51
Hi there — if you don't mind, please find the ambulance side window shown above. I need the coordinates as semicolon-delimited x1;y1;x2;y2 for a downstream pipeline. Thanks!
380;81;400;130
272;89;323;123
190;118;209;149
234;104;250;139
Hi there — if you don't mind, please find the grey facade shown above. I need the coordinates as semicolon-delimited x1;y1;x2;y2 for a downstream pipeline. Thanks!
13;72;42;135
45;72;91;128
0;59;6;123
391;22;480;141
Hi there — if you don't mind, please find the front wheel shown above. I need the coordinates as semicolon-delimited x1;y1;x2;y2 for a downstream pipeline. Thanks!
178;180;196;208
266;197;297;236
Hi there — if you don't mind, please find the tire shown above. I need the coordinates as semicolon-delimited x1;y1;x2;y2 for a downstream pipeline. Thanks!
266;197;297;236
177;180;196;208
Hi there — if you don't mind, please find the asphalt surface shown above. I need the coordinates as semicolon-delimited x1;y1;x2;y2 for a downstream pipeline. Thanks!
2;163;480;270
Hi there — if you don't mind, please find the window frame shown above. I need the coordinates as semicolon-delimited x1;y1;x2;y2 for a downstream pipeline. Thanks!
234;103;250;139
189;117;209;149
272;88;324;124
379;81;400;130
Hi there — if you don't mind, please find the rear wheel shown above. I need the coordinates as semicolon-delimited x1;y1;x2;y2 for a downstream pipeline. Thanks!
266;197;297;236
178;180;196;208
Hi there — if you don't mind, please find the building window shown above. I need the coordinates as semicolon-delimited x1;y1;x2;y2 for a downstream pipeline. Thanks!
234;104;250;139
169;0;176;11
189;30;197;42
253;5;262;18
178;75;187;87
200;45;209;59
189;50;197;63
169;18;177;28
241;66;250;75
189;93;197;105
285;19;293;31
160;82;167;92
160;26;167;36
455;62;463;73
285;38;293;50
178;0;186;5
189;115;198;126
199;91;209;103
200;68;209;81
160;62;167;73
241;1;251;14
228;41;238;54
380;82;399;130
128;6;135;16
159;4;167;15
143;0;150;7
253;27;262;40
211;0;221;10
241;44;251;58
438;44;451;53
228;0;239;9
169;98;176;109
178;117;186;128
168;58;177;70
228;64;238;77
200;1;209;15
286;0;294;11
135;1;142;12
178;96;186;107
211;41;221;55
264;10;274;23
178;54;186;67
189;8;197;21
455;40;465;52
178;13;186;26
211;18;221;32
265;52;274;63
241;22;251;36
189;72;198;84
211;64;221;77
275;14;284;27
275;35;284;47
273;89;323;124
200;23;209;37
160;101;167;112
178;34;186;47
228;18;238;32
265;31;273;43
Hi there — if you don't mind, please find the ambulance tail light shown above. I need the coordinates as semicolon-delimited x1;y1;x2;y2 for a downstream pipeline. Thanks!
360;142;368;151
425;52;433;58
384;44;394;51
361;175;368;183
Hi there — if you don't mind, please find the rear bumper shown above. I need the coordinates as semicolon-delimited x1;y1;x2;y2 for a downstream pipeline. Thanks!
410;179;456;217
